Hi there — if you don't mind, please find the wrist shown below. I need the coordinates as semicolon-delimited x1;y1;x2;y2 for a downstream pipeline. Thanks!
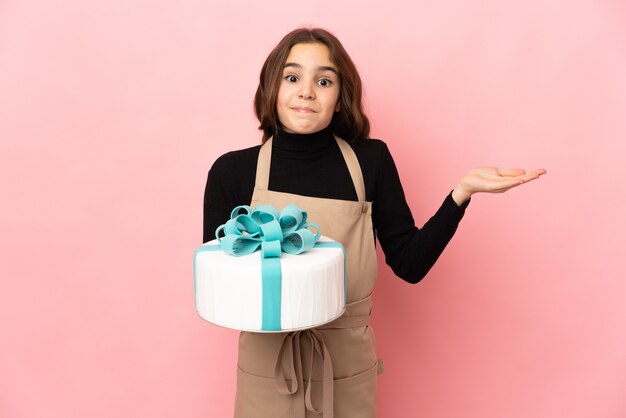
451;185;472;206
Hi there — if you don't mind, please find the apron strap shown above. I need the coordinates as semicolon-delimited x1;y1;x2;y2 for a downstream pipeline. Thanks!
254;137;273;191
254;136;368;204
275;329;335;418
334;137;366;203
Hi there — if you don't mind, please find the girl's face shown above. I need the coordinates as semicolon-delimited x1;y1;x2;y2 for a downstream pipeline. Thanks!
276;42;341;134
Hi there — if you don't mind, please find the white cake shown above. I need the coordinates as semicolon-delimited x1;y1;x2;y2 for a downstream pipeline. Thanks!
194;236;345;332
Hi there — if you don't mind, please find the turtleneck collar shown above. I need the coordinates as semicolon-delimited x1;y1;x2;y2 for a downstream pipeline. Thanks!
273;125;335;152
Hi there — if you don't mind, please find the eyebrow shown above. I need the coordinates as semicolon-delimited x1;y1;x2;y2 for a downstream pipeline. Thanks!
284;62;338;75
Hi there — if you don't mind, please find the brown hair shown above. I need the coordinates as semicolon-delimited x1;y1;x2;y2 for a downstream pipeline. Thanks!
254;27;370;143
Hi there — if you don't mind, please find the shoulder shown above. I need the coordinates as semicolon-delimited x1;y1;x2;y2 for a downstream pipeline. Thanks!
346;137;393;170
349;137;389;151
348;137;391;157
209;144;262;176
204;144;262;209
341;138;396;201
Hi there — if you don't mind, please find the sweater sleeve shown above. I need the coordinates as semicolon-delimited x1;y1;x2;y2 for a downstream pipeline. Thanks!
372;143;469;284
203;143;263;243
202;154;240;243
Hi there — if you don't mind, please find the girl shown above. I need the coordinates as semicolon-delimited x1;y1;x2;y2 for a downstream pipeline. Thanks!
203;27;545;418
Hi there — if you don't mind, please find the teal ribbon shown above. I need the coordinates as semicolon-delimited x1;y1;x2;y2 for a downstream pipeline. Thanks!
215;204;321;331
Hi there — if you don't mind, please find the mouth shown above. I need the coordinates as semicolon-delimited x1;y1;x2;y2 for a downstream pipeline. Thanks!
291;106;316;113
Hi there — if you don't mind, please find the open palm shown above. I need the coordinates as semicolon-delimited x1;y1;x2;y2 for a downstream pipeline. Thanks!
452;167;547;205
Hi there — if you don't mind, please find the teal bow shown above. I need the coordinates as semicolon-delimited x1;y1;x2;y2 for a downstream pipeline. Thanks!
215;204;321;331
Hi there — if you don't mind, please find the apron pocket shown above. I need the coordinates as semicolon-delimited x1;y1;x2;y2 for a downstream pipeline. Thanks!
234;361;379;418
234;366;293;418
324;360;379;418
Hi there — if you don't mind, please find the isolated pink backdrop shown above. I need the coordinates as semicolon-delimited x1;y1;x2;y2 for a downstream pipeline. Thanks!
1;1;625;417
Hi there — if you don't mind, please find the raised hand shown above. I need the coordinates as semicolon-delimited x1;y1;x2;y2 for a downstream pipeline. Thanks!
451;167;547;206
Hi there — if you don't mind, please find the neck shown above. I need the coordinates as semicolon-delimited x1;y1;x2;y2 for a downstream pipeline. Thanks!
274;125;335;152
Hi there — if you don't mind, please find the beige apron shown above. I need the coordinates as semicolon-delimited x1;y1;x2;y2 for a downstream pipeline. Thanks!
234;136;382;418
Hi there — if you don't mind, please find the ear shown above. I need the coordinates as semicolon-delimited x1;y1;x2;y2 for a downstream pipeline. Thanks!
334;100;341;112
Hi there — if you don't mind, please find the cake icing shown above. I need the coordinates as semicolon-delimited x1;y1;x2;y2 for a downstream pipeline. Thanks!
194;204;345;332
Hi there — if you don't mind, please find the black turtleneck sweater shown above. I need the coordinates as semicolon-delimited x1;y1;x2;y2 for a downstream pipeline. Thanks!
203;126;470;284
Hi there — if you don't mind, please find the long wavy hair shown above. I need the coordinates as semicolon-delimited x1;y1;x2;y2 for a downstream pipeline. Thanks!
254;28;370;143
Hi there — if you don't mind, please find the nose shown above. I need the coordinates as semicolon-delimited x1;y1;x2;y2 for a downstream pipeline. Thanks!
298;81;315;100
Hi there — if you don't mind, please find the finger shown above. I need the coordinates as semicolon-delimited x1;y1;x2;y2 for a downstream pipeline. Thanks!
485;177;527;192
496;168;526;177
497;173;544;190
481;169;546;193
518;169;547;182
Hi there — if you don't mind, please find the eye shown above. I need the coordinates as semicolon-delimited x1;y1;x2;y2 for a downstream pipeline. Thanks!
284;74;298;83
318;78;333;87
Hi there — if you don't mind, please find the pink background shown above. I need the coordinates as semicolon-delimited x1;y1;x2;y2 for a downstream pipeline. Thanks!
1;0;625;417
